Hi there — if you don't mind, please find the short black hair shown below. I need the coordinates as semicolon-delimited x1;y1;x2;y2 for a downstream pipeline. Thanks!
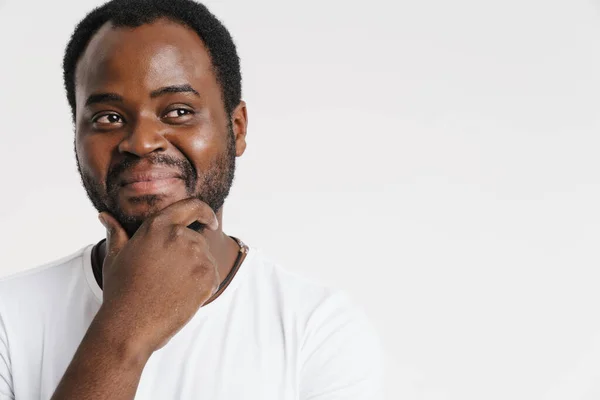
63;0;241;122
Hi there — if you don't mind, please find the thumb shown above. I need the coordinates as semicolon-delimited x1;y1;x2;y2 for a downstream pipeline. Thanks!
98;212;129;267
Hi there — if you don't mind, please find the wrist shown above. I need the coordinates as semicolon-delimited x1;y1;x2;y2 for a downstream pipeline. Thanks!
90;306;154;369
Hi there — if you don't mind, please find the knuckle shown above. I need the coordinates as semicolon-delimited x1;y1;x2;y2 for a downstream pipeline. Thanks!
187;198;204;212
145;215;163;231
195;235;208;248
195;201;213;218
193;261;212;277
187;240;204;254
170;225;187;239
191;197;206;207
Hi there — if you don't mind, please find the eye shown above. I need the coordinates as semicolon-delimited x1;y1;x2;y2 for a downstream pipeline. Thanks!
92;113;123;125
164;108;194;119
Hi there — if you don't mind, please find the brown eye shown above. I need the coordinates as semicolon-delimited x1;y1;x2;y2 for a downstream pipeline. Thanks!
93;113;123;125
164;108;193;118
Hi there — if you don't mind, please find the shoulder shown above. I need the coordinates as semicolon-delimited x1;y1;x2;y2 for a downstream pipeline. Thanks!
245;249;385;398
245;248;383;357
244;247;349;317
0;245;93;307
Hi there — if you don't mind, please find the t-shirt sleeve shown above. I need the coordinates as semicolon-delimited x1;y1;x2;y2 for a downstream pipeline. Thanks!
0;307;14;400
299;291;385;400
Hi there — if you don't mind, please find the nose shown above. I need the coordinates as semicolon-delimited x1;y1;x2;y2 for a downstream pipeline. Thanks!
117;115;169;157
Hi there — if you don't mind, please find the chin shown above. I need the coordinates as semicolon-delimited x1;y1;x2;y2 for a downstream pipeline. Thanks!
119;192;187;219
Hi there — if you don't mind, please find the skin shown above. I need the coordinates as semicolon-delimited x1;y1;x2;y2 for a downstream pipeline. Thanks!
51;19;248;399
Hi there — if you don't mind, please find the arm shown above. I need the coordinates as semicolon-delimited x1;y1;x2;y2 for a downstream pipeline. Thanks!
300;292;385;400
52;199;220;399
50;307;151;400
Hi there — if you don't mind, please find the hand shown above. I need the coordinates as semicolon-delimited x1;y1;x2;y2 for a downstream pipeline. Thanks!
96;198;220;355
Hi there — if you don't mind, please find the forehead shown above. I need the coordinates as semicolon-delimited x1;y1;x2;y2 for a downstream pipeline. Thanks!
75;18;215;101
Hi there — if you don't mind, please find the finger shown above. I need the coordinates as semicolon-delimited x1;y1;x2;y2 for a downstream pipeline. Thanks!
154;198;218;231
98;212;129;266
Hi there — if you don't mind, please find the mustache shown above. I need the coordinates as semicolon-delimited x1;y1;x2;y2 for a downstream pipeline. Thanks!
106;154;197;190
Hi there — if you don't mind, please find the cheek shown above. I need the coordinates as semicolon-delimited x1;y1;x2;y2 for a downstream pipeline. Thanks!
188;133;222;158
171;114;230;170
76;134;114;183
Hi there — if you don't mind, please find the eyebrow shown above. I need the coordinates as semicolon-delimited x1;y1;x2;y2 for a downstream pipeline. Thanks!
85;93;123;107
84;84;200;107
150;84;200;98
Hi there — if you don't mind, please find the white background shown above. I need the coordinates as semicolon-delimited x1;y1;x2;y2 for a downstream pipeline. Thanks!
1;0;599;399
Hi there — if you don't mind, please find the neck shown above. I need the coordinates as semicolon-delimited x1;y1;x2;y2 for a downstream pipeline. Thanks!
97;208;241;293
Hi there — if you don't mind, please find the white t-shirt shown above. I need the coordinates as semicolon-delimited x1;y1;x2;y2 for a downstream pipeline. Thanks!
0;244;384;399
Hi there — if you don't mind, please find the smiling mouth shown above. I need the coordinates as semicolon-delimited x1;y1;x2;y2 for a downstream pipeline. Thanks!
121;177;183;194
118;169;185;196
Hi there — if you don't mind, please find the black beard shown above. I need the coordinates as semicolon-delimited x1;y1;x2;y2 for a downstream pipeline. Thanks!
75;128;236;237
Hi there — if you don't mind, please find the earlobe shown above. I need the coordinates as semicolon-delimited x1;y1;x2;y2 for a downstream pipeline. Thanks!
235;139;247;157
231;101;248;157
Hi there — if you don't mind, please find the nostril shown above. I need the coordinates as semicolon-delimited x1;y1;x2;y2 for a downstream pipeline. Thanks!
118;127;169;156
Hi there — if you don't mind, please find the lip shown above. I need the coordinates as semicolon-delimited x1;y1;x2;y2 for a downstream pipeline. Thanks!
118;168;184;195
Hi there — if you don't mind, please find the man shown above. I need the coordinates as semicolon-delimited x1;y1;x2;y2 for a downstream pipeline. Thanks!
0;0;384;398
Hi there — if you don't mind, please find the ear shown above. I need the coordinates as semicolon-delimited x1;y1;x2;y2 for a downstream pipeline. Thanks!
230;100;248;157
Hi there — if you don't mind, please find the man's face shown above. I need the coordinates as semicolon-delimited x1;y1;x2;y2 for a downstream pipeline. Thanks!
73;19;246;236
